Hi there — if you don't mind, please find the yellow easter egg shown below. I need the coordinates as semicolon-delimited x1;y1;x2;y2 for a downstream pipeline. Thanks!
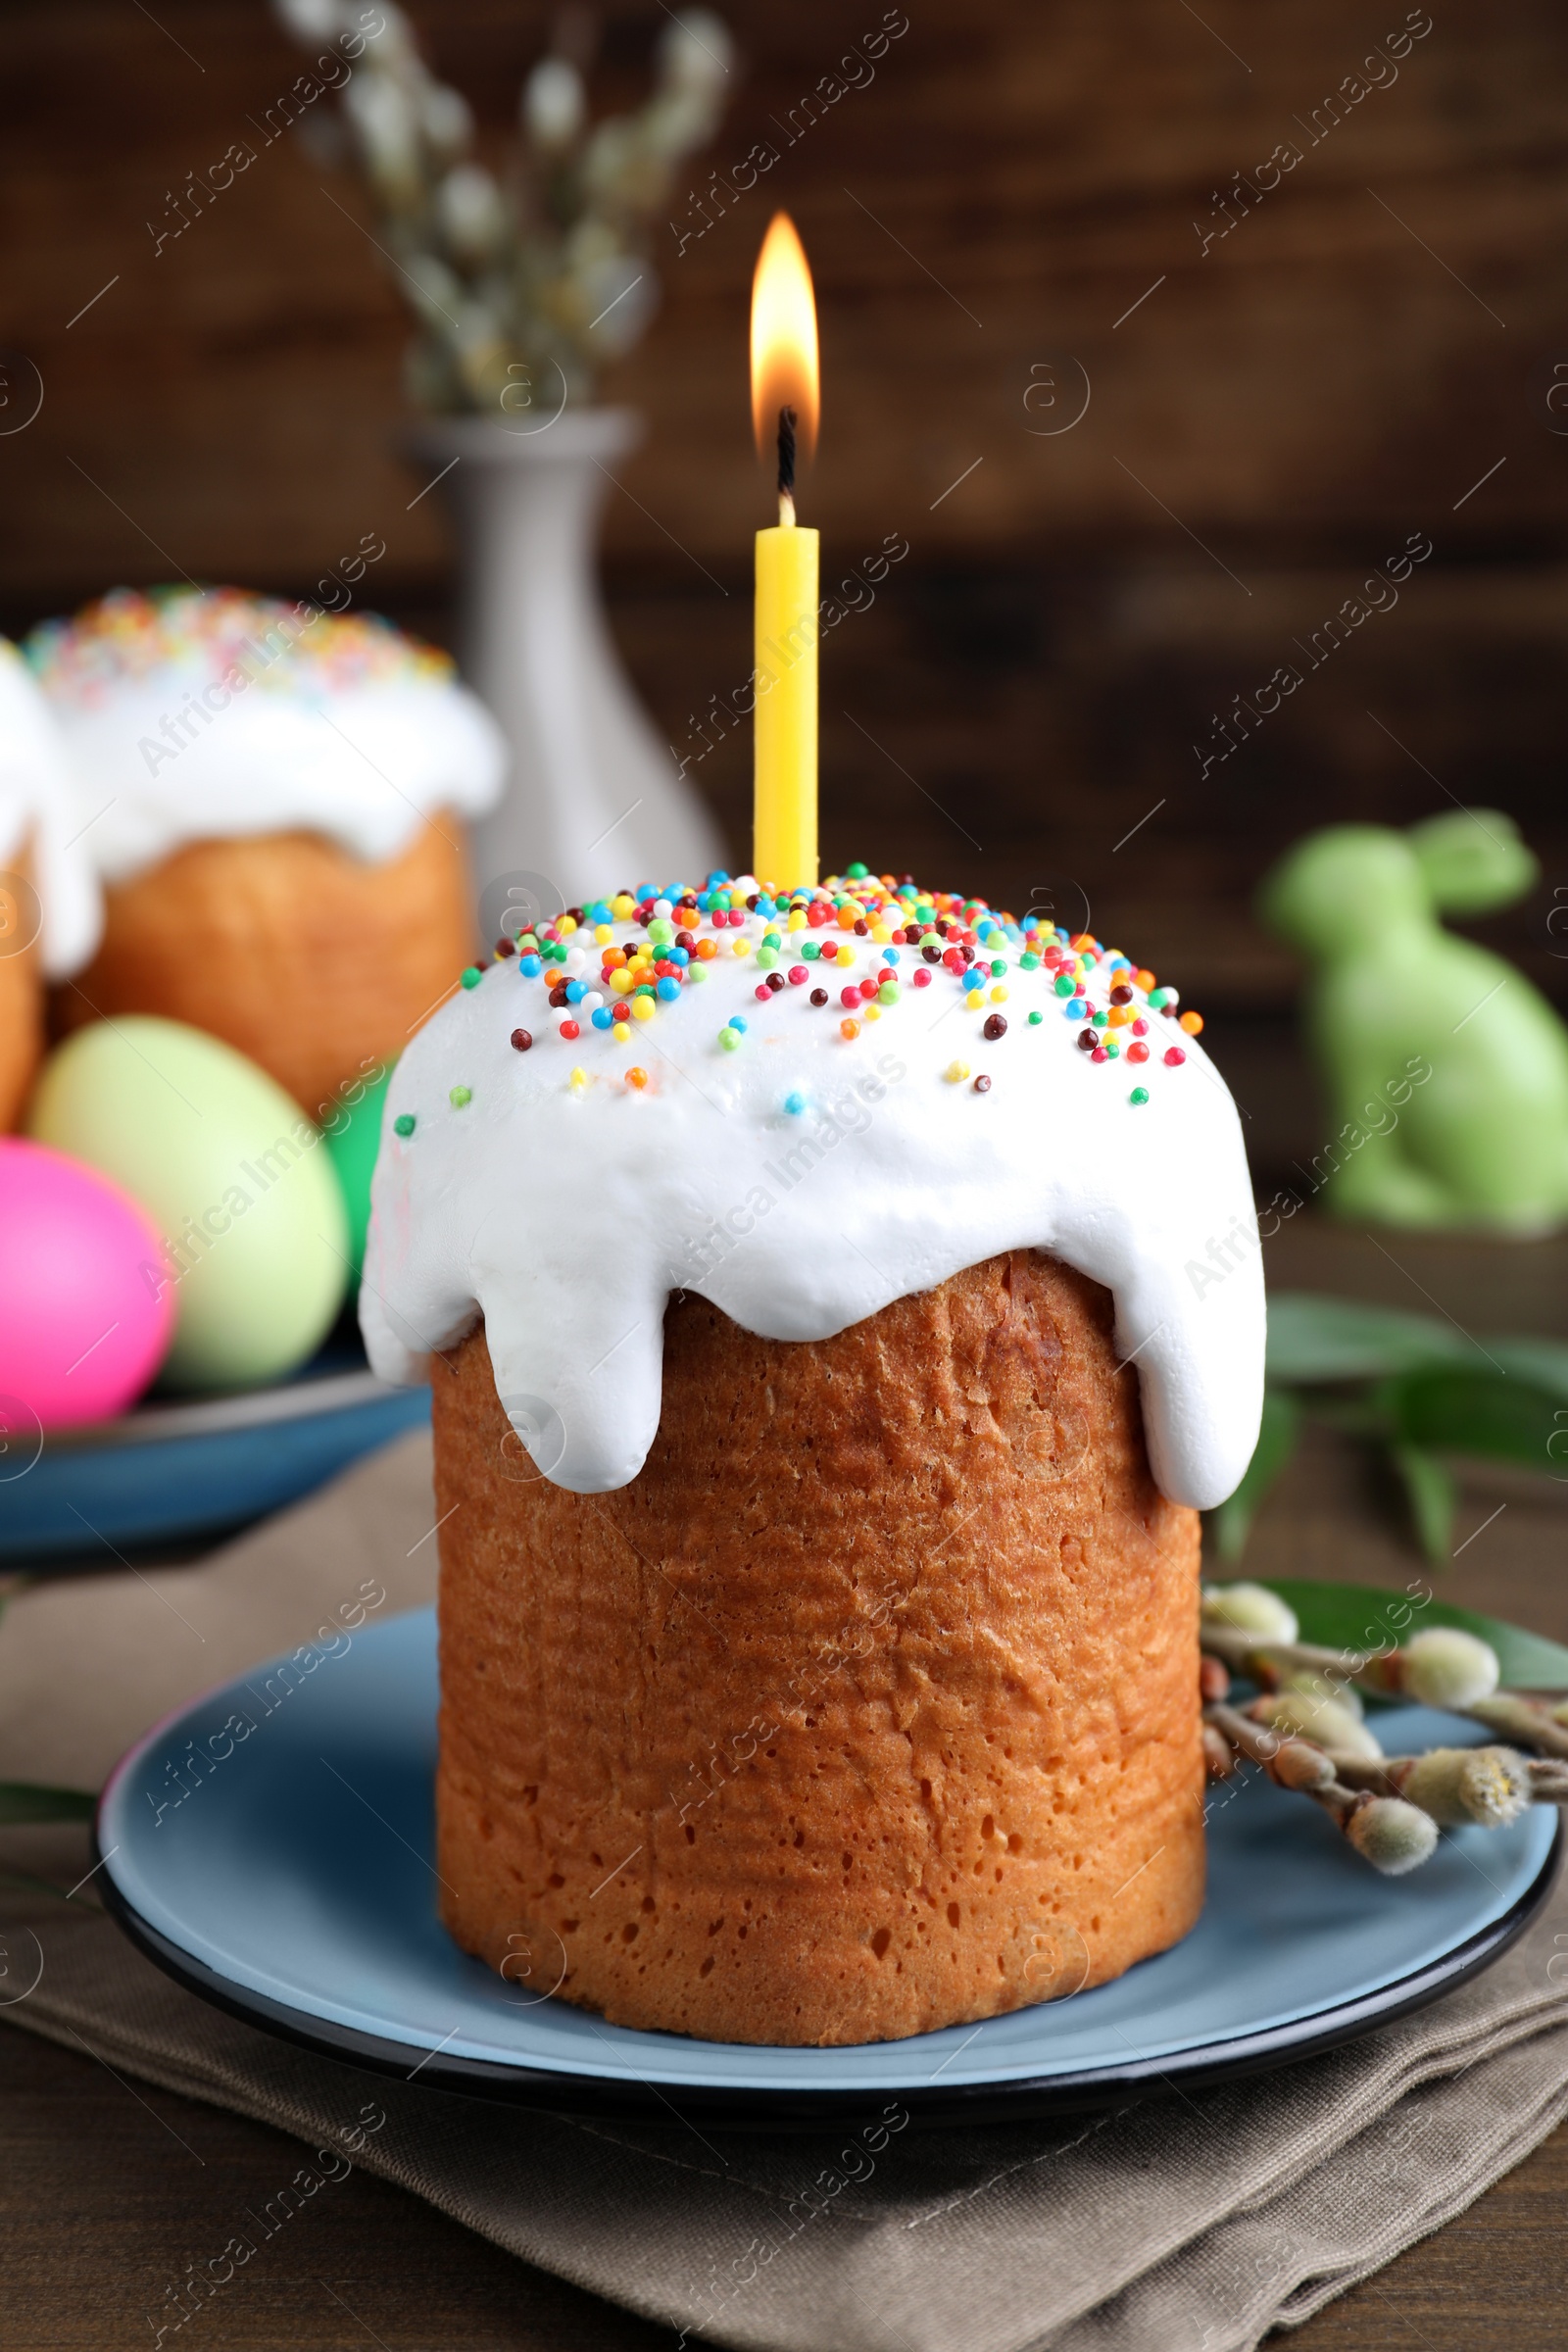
27;1016;348;1391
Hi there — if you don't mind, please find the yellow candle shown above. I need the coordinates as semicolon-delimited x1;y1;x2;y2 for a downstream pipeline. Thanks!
754;518;818;890
750;213;820;891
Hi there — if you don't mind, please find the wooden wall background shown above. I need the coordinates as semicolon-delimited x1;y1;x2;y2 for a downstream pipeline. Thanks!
3;0;1567;1182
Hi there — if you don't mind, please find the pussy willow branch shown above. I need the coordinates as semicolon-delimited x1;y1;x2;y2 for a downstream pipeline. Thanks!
1464;1694;1568;1761
1204;1701;1364;1829
1202;1633;1568;1757
1219;1704;1444;1859
1200;1625;1371;1684
1326;1750;1568;1802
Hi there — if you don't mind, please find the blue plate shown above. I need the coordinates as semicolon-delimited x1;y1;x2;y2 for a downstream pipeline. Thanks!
0;1356;429;1564
97;1608;1558;2123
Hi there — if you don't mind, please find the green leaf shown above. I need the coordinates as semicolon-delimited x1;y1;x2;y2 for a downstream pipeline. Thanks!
0;1783;95;1826
1265;1293;1471;1386
1264;1293;1568;1413
1382;1367;1567;1471
1253;1579;1568;1691
1209;1388;1300;1563
1385;1442;1457;1566
1487;1337;1568;1404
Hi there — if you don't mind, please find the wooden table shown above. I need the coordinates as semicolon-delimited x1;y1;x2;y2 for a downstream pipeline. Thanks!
4;1221;1567;2350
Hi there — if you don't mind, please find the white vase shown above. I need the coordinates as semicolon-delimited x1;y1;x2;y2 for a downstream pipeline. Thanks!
408;409;728;928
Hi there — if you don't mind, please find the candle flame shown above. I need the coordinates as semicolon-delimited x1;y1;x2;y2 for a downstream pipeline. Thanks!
751;213;819;463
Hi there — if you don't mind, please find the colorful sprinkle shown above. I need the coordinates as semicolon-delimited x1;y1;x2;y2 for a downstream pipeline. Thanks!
627;1067;649;1090
449;1086;471;1107
24;587;456;701
393;1112;416;1137
1130;1087;1150;1105
972;1074;992;1094
442;867;1198;1105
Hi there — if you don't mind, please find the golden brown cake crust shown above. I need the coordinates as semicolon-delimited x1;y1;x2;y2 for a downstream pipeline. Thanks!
52;813;472;1115
432;1250;1204;2046
0;839;43;1132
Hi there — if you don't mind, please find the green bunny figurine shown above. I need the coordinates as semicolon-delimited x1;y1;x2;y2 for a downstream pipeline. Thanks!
1258;810;1568;1232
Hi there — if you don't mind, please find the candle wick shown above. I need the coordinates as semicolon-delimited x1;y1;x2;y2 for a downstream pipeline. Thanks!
776;403;797;527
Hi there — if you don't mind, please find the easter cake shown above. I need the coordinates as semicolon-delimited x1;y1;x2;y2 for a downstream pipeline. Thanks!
0;639;101;1130
362;868;1264;2046
27;589;506;1119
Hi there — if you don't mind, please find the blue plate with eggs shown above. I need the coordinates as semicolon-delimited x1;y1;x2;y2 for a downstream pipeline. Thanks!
0;1341;428;1565
4;1027;410;1565
95;1603;1559;2124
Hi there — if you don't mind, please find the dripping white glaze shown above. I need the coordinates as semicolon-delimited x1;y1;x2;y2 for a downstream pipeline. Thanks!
0;639;102;977
25;590;506;884
361;880;1265;1509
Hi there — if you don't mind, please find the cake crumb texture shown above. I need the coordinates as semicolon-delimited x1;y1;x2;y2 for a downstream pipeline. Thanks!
432;1250;1203;2046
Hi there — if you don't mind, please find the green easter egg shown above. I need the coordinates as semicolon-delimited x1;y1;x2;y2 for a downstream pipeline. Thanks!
27;1016;349;1393
322;1065;392;1280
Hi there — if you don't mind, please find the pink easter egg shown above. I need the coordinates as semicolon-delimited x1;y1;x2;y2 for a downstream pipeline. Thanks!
0;1137;174;1431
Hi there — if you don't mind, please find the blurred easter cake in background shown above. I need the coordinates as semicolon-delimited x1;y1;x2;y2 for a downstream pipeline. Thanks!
26;586;506;1121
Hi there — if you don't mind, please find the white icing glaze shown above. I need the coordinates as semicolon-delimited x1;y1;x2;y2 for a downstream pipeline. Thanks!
26;590;506;884
0;640;103;977
361;880;1265;1509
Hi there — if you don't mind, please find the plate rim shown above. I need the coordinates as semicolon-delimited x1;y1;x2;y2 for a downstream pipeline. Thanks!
93;1604;1565;2126
94;1828;1560;2127
39;1365;420;1454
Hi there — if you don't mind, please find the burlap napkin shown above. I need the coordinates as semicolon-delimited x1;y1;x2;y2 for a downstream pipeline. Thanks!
3;1434;1567;2352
